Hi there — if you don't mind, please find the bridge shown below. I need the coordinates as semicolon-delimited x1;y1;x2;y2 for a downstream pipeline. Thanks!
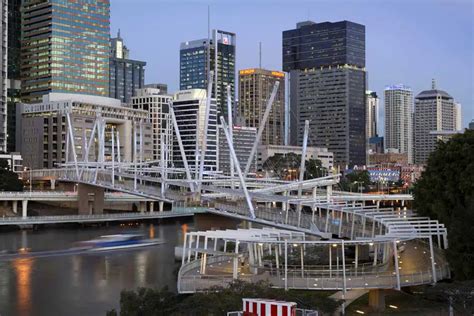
0;207;206;226
0;191;157;218
12;79;449;306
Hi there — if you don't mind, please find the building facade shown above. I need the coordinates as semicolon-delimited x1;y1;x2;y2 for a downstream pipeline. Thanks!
180;30;236;118
0;0;7;152
171;89;217;172
238;68;285;146
257;145;334;172
384;85;413;163
132;87;172;163
283;21;366;168
217;125;256;174
7;0;21;80
366;91;379;139
21;0;110;103
6;0;22;153
414;81;460;165
0;152;22;172
19;93;152;169
7;79;20;152
109;31;146;103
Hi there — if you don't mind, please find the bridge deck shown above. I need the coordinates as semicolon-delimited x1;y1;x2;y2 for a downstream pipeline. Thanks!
0;209;205;226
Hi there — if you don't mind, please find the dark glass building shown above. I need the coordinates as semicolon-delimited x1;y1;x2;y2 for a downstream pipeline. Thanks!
6;0;22;152
109;32;146;103
8;0;21;80
283;20;367;168
180;30;236;118
283;20;365;71
21;0;110;103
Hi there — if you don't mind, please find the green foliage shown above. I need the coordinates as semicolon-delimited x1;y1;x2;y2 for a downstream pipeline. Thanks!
118;287;179;316
413;130;474;280
0;158;8;170
262;153;326;180
339;170;371;192
304;158;326;180
109;280;340;316
0;159;23;192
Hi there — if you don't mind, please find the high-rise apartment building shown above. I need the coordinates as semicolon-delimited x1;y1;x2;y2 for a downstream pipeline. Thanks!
171;89;217;172
283;21;366;168
384;85;413;163
132;87;172;163
366;91;379;139
414;80;461;165
180;30;236;118
109;31;146;103
21;0;110;103
238;68;285;146
0;0;7;152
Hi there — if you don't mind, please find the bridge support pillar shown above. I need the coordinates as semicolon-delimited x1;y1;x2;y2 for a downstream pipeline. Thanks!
139;201;146;213
12;200;17;214
50;179;56;190
22;200;28;218
149;202;154;213
78;184;104;215
159;201;164;212
368;289;385;312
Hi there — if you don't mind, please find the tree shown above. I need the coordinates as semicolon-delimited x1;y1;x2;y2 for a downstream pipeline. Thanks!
109;280;341;315
305;158;326;180
262;154;326;180
0;159;23;192
339;170;371;192
413;130;474;280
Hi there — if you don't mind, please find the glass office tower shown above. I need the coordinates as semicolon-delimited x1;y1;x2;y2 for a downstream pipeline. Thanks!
283;21;366;168
21;0;110;103
180;30;236;118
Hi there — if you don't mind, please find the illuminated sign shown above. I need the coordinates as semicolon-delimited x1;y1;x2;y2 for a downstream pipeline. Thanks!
239;69;255;75
222;37;229;45
271;71;285;78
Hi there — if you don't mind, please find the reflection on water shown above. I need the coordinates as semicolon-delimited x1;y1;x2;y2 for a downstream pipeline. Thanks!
13;258;33;316
0;220;191;316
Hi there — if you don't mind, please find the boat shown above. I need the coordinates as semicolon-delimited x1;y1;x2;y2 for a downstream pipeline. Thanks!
78;234;164;252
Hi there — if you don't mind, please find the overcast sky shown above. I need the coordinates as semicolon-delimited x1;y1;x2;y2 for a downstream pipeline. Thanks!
111;0;473;130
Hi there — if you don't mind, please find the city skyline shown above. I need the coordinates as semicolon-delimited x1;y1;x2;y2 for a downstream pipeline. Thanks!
110;0;473;129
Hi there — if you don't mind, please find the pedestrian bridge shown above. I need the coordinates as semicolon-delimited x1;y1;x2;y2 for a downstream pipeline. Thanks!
0;207;206;226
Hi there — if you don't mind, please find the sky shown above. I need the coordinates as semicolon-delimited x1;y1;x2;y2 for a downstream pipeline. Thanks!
110;0;473;130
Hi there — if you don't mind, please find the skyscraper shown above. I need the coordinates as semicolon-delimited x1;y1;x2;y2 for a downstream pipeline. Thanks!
414;80;461;165
384;85;413;163
171;89;217;172
6;0;22;153
7;0;21;80
366;91;379;139
21;0;110;103
0;0;7;152
109;31;146;103
283;20;366;168
180;30;236;118
132;87;172;163
238;68;285;146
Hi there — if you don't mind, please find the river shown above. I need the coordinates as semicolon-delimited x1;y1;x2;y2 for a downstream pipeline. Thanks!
0;219;193;316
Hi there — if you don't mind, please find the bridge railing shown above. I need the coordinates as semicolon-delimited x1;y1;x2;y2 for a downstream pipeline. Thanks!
179;259;450;292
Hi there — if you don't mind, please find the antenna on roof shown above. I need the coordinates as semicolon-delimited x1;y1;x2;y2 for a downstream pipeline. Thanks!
432;78;436;90
259;42;262;68
118;28;121;38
